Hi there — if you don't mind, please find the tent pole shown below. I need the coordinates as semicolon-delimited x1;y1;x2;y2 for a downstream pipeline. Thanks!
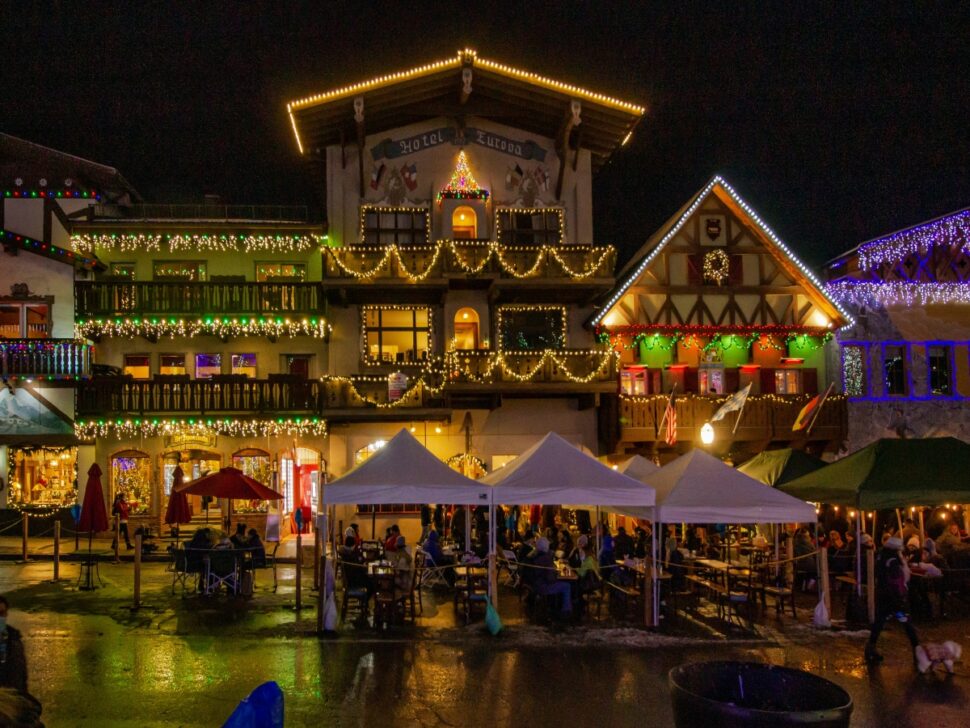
855;509;862;598
651;518;659;627
465;505;471;554
895;508;903;534
595;506;600;557
488;501;497;607
918;508;926;546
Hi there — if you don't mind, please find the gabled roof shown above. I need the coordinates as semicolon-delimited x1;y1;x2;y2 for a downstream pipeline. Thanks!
287;49;645;174
590;175;854;328
0;133;141;202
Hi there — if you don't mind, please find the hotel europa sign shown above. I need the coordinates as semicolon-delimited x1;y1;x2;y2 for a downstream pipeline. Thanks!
371;127;547;162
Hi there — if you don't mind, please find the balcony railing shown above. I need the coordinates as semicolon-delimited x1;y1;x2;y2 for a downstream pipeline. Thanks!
618;393;847;444
0;339;92;379
445;349;617;386
324;241;616;282
76;375;443;417
83;203;309;222
75;281;327;318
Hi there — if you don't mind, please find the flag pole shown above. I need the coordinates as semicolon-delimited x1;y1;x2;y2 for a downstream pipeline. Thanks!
656;382;677;436
731;387;750;435
805;382;835;436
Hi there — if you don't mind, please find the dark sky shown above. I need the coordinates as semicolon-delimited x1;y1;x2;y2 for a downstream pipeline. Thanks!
5;2;969;267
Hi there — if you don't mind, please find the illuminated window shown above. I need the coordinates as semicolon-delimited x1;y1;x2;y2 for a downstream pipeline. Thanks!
153;260;207;281
159;354;186;376
231;353;257;377
498;306;565;350
496;208;563;245
195;353;222;379
775;369;802;394
927;345;952;396
281;447;320;515
451;206;478;239
232;448;271;513
123;354;151;379
8;447;77;507
699;366;725;394
0;302;50;338
620;367;648;395
453;307;479;350
883;345;908;396
110;450;152;515
109;262;136;280
360;206;428;245
364;307;431;364
255;263;306;281
841;345;867;397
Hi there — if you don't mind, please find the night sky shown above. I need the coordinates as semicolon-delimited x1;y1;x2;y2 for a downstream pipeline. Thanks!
5;2;969;267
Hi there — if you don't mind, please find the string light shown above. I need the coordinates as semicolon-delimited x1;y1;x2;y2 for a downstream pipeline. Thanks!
71;232;326;254
436;150;488;204
596;324;831;353
4;188;99;199
621;392;848;406
75;417;328;440
590;175;854;329
445;349;617;384
841;344;867;397
855;208;970;271
702;249;730;285
827;281;970;307
1;229;99;269
0;340;91;379
76;316;331;340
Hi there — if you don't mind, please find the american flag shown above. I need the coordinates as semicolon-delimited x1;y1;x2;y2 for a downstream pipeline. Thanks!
664;394;677;445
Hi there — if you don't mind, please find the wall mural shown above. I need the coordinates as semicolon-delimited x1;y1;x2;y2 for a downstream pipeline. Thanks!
0;389;73;436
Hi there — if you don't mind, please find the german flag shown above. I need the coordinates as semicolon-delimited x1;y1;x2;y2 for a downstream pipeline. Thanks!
792;383;834;432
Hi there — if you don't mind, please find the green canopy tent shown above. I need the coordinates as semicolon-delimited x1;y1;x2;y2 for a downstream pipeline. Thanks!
738;448;825;487
778;437;970;509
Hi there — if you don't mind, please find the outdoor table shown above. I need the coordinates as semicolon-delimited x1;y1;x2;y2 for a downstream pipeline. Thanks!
555;560;577;581
909;570;945;618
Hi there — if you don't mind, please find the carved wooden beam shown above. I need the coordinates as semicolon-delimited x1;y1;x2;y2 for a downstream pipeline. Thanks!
459;67;473;104
572;125;584;172
354;96;366;199
555;101;582;200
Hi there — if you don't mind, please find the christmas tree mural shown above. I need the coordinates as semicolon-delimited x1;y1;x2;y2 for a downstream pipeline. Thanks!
437;150;489;203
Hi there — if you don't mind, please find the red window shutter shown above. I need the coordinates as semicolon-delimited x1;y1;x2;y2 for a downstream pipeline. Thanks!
687;254;702;285
760;367;776;394
729;254;743;285
802;369;818;395
685;367;699;393
724;367;740;393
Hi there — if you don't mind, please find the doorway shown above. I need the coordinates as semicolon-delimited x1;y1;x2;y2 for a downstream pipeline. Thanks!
453;307;480;350
162;449;222;516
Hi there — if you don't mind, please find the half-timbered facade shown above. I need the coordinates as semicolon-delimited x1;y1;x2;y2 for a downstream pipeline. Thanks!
593;177;851;461
826;207;970;450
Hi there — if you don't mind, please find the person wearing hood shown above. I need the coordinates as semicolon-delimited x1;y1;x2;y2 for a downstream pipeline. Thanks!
531;537;573;620
422;530;455;586
865;536;920;663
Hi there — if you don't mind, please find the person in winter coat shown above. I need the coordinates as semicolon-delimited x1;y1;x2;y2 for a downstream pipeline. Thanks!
865;536;920;663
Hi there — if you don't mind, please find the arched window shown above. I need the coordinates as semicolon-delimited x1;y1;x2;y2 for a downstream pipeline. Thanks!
452;205;477;239
453;307;480;350
110;449;152;514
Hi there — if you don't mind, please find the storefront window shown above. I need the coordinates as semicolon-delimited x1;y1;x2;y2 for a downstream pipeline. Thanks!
232;448;271;513
110;450;152;515
8;447;77;508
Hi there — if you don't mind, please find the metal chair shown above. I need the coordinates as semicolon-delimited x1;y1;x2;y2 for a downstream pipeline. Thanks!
205;550;240;596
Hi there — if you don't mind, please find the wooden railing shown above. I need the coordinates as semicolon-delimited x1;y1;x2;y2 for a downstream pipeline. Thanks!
76;375;442;416
619;393;848;443
446;349;617;385
324;241;616;281
84;203;309;221
75;281;327;318
0;339;92;379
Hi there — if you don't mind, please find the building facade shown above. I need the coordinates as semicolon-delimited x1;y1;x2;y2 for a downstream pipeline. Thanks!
826;208;970;451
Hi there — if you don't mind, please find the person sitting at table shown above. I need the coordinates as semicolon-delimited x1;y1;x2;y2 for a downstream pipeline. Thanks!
793;527;817;589
384;525;401;553
557;529;573;559
531;537;573;620
244;529;266;567
901;518;920;543
937;522;970;557
667;538;686;590
614;526;634;560
633;527;649;559
922;538;946;569
598;525;615;571
575;535;600;587
390;536;413;600
423;530;456;586
339;535;370;596
213;533;234;550
705;533;723;560
230;523;248;548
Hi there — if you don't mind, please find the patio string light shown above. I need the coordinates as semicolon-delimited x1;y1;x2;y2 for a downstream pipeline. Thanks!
75;316;331;340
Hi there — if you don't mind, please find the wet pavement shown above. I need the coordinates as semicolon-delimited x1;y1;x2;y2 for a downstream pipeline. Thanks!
2;560;969;727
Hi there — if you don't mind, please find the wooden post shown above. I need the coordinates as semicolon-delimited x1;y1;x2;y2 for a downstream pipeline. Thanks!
785;530;795;587
133;533;142;609
866;547;876;624
52;521;61;582
20;513;29;562
113;515;121;563
313;527;321;591
643;568;654;629
295;531;303;610
819;546;830;616
917;508;926;545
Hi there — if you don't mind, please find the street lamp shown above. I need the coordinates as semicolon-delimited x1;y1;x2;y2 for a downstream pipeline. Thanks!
700;422;715;445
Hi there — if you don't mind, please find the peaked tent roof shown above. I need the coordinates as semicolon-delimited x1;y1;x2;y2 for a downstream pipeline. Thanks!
617;454;661;481
778;437;970;510
287;48;645;174
590;175;854;328
323;428;490;506
482;432;654;507
737;448;825;487
620;449;816;524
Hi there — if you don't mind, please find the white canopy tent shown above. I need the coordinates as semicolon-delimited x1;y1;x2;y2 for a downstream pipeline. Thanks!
619;449;816;524
616;454;660;481
323;428;490;506
482;432;656;508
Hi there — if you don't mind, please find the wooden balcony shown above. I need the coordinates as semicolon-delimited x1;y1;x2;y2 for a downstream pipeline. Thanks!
0;339;92;379
618;393;847;449
75;281;327;319
75;375;448;422
445;349;617;399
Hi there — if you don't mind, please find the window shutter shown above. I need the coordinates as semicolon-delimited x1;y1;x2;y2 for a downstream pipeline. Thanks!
724;367;740;393
685;367;699;393
729;254;744;285
802;369;818;395
687;254;702;286
760;367;776;394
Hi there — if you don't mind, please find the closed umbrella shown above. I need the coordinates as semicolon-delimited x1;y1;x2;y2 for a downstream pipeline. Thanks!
164;465;192;540
78;463;109;591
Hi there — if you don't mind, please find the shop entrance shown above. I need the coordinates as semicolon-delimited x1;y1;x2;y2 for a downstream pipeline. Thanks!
161;449;222;518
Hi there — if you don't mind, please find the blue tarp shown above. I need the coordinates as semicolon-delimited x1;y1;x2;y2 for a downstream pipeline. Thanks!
222;681;284;728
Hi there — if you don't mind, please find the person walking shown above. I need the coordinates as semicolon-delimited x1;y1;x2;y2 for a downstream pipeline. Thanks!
111;493;133;550
865;536;920;663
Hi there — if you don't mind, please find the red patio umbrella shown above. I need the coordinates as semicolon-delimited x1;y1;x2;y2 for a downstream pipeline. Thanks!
176;467;283;501
164;465;192;535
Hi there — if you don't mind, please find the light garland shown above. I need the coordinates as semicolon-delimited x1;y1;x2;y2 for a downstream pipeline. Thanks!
71;233;326;254
75;316;331;340
359;205;431;245
325;240;614;282
620;392;848;406
75;417;328;440
856;209;970;271
496;304;568;351
445;349;617;384
826;281;970;307
321;374;445;408
360;305;434;365
703;249;730;285
4;188;99;199
1;229;100;269
841;344;867;397
495;207;565;245
436;150;488;204
0;340;92;380
590;176;854;329
596;324;831;353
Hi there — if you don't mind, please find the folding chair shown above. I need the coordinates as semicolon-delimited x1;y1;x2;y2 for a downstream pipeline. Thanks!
170;546;191;596
417;549;446;590
501;549;520;586
205;550;240;596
